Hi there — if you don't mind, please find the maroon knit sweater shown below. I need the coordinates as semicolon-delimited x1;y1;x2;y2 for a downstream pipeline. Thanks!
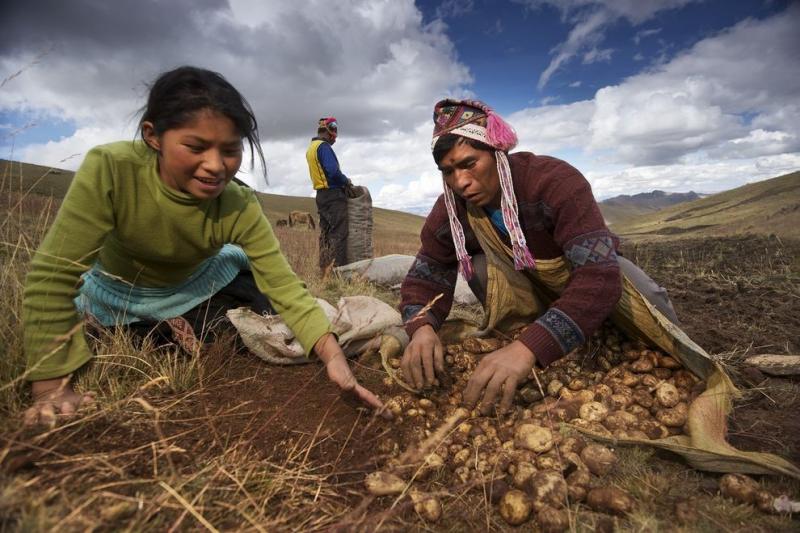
400;152;622;367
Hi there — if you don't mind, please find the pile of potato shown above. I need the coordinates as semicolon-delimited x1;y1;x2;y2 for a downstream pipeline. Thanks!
366;323;708;527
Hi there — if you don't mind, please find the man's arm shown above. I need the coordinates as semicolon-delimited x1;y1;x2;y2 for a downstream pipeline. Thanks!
516;160;622;367
316;143;349;188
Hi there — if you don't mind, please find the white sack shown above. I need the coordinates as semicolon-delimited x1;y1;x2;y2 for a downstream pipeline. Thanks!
227;295;403;365
334;254;478;305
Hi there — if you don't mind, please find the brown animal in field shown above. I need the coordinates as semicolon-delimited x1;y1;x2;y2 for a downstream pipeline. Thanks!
275;219;289;227
289;210;316;229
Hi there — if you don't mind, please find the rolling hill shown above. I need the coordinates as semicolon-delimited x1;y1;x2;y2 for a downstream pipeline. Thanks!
610;171;800;241
0;159;426;242
600;190;701;229
3;159;798;243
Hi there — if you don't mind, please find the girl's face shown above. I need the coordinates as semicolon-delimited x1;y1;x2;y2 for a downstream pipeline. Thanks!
142;109;243;200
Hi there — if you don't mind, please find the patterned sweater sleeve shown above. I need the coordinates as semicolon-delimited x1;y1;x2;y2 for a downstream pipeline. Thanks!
517;160;622;366
22;147;116;380
399;196;459;338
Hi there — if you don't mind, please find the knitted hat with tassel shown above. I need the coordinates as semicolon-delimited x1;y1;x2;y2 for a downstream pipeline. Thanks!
431;98;536;280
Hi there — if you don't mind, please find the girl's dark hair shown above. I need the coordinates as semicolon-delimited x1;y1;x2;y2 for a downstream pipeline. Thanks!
432;133;495;166
138;66;266;179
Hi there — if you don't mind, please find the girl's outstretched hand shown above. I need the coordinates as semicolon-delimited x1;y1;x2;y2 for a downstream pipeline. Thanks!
314;333;392;420
24;376;96;428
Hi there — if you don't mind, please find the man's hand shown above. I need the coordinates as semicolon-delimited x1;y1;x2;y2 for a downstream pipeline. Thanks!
401;324;444;389
24;376;96;427
463;341;535;415
315;333;392;419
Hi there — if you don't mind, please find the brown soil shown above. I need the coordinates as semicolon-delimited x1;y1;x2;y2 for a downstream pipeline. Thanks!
621;235;800;464
4;234;799;530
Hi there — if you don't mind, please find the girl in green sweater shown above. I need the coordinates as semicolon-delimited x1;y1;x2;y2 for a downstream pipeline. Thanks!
22;66;386;425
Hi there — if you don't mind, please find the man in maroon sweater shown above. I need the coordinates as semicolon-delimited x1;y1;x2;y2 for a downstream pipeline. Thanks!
399;98;678;415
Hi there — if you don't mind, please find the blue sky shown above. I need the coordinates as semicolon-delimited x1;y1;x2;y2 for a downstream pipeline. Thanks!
1;0;798;213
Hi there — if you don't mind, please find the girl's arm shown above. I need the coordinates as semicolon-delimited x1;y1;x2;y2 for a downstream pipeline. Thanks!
22;146;116;382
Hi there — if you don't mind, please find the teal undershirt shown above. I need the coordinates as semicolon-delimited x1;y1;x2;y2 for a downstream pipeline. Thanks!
484;206;509;237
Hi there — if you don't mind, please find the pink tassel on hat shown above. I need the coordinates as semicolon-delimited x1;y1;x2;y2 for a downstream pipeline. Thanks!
486;111;518;152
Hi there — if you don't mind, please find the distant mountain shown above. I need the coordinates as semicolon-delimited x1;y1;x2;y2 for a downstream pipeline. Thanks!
611;171;800;241
600;190;702;228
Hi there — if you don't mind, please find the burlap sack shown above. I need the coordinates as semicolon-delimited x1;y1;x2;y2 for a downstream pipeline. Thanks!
345;185;373;264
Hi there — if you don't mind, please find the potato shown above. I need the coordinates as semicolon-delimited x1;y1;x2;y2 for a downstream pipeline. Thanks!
365;471;406;495
579;401;609;422
673;370;697;389
463;337;501;353
446;343;463;355
652;367;673;380
530;471;568;511
607;393;633;410
537;455;563;471
719;473;760;505
632;388;654;408
655;383;680;408
410;490;442;523
594;383;613;398
536;504;570;533
548;380;565;397
627;404;651;418
566;469;591;503
755;490;775;514
631;357;655;374
586;487;634;515
580;444;617;476
512;461;538;489
658;355;682;369
519;386;545;404
621;370;641;386
515;424;554;453
640;374;660;388
499;489;532;525
568;377;589;391
452;448;471;466
655;402;688;427
639;420;669;440
418;398;434;410
558;436;587;455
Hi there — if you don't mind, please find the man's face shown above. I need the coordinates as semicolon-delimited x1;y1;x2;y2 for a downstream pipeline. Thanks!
438;139;500;208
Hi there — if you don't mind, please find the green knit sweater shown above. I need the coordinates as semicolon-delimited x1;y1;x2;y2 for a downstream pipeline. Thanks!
22;141;331;381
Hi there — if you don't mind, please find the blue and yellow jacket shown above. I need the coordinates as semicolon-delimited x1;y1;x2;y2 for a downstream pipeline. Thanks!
306;137;348;190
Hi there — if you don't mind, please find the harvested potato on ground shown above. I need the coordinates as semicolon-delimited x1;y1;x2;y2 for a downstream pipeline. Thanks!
655;383;680;408
515;424;554;453
580;444;617;476
499;489;533;525
462;337;502;353
655;402;688;427
579;401;609;422
537;504;570;533
755;490;775;514
586;486;634;515
365;471;406;495
719;473;760;505
512;461;537;489
530;471;568;511
410;490;443;523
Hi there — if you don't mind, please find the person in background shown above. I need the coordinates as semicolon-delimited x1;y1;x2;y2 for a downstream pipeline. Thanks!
399;98;679;416
306;117;352;270
21;66;386;426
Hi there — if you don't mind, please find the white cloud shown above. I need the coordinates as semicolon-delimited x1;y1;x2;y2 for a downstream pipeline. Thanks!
513;0;698;88
582;47;614;64
0;0;471;142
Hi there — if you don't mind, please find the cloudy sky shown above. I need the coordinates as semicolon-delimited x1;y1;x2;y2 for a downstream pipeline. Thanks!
1;0;798;213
